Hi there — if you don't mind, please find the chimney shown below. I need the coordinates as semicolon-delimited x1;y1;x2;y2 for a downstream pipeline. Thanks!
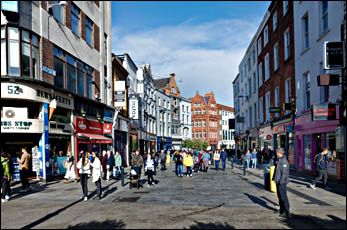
170;73;175;78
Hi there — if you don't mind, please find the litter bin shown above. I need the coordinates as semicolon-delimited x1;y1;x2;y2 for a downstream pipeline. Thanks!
166;154;171;165
263;164;271;191
270;166;277;193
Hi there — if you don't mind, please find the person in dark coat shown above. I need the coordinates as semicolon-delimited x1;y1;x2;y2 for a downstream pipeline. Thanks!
101;151;107;180
106;151;115;181
274;148;290;218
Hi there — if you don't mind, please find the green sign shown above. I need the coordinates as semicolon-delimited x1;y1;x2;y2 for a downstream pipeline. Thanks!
269;107;282;113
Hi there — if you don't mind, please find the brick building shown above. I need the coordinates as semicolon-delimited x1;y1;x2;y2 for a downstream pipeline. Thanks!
190;91;218;150
1;1;113;180
257;1;295;155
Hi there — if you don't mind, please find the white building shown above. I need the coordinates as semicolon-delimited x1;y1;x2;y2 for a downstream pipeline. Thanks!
180;97;192;141
293;1;344;175
155;89;172;151
217;104;235;150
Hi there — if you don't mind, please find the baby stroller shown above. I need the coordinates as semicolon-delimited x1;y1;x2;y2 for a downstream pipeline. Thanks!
193;159;203;172
129;165;141;189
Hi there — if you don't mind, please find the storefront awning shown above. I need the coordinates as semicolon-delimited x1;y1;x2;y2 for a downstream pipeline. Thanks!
77;133;112;144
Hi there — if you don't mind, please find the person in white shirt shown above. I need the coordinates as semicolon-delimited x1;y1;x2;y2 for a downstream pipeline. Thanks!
145;153;155;187
90;152;102;200
214;151;221;171
76;151;91;201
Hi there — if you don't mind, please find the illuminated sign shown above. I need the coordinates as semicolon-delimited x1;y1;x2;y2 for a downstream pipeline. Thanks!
312;104;336;121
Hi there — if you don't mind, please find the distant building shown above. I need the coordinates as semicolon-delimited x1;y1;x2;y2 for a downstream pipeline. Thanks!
190;91;219;150
217;104;235;150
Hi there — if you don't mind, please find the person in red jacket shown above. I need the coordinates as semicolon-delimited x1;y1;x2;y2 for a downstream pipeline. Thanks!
100;150;107;180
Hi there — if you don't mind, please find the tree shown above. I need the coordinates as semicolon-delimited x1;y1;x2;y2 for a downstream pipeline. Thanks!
202;141;209;150
192;139;202;150
183;139;193;149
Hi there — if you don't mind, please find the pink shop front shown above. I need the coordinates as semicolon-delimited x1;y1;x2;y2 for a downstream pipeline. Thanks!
295;110;343;180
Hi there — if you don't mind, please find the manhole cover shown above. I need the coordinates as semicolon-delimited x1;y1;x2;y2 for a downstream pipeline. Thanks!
113;197;140;203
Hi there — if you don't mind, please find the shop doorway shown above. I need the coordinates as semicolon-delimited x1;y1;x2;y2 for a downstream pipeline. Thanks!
315;133;323;156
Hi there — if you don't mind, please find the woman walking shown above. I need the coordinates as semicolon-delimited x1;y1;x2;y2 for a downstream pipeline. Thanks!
76;151;91;201
214;150;221;171
64;152;77;183
245;150;252;169
175;152;184;177
106;151;114;181
202;151;211;172
251;148;258;169
184;152;193;177
90;152;102;200
145;153;155;187
114;151;122;179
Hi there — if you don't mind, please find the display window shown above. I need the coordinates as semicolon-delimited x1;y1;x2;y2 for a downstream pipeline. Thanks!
304;134;311;170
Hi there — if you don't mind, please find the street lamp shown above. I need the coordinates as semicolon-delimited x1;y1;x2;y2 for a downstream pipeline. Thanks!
48;1;67;9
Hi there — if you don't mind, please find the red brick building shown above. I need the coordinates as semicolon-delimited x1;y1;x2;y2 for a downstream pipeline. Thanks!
190;91;219;150
257;1;295;153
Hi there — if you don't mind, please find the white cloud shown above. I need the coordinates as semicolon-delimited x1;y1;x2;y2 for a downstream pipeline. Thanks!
112;19;258;106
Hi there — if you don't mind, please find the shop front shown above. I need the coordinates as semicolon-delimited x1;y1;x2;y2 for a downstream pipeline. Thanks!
1;81;74;180
74;116;112;175
295;111;341;179
272;121;295;166
259;126;273;152
113;115;130;167
249;128;259;150
157;137;173;151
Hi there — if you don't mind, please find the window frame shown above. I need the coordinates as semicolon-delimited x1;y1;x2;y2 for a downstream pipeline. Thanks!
274;43;279;71
71;3;81;37
264;53;270;81
264;25;268;46
283;1;289;16
284;28;290;61
258;62;263;87
85;16;93;47
320;1;328;34
302;14;309;50
273;11;277;31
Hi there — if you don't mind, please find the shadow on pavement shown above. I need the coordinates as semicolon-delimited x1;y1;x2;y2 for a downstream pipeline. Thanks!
67;219;126;229
10;181;61;201
244;193;278;212
187;220;235;229
20;199;82;229
281;214;346;229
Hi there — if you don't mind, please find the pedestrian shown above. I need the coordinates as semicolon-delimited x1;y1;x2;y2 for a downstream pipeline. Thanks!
273;148;291;218
76;151;91;201
64;151;77;183
90;152;102;200
2;152;11;203
101;150;107;180
310;148;331;190
220;149;228;171
159;150;167;170
184;152;193;177
113;151;122;180
131;150;144;180
245;150;251;169
145;153;155;187
106;150;114;181
202;151;211;172
17;147;31;193
251;148;258;169
175;152;184;177
214;150;221;171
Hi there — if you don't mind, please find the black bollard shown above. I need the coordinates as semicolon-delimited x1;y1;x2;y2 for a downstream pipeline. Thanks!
231;157;234;169
243;161;247;176
121;167;124;186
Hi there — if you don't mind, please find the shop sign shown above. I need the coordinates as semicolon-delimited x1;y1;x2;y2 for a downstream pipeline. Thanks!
49;121;72;135
259;126;272;137
129;98;139;120
104;109;113;122
266;135;272;140
1;83;74;110
103;123;112;134
114;81;126;107
269;107;282;113
312;104;337;121
1;119;43;133
273;124;285;134
286;125;293;132
75;117;103;135
41;65;56;76
324;41;345;69
114;119;128;132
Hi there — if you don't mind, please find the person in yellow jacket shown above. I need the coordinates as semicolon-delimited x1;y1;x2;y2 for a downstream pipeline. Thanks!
184;152;194;177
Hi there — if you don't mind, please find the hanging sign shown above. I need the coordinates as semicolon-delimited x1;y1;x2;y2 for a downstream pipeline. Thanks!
114;81;126;107
312;104;337;121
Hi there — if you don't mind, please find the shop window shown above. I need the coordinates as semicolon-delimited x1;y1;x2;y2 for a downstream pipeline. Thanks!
326;132;337;175
21;31;31;77
8;27;20;76
67;55;76;93
32;35;39;79
1;27;6;76
71;3;80;36
304;135;311;170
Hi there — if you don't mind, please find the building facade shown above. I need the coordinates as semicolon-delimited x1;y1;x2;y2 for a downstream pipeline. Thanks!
155;88;172;151
293;1;344;178
190;91;219;150
217;104;235;150
180;97;192;142
1;1;112;180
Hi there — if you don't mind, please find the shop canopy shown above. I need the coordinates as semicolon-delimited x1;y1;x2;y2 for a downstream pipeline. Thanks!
77;133;112;144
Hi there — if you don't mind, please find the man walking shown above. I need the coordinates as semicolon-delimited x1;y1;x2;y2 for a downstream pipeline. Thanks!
220;149;227;171
159;150;167;170
274;148;290;218
17;147;32;193
310;148;330;190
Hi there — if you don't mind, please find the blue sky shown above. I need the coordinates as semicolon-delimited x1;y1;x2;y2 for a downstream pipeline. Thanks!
112;1;270;106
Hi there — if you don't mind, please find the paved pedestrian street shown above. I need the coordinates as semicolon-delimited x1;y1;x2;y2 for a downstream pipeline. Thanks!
1;161;346;229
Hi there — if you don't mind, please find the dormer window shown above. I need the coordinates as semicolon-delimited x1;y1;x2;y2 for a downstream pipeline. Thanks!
171;87;176;94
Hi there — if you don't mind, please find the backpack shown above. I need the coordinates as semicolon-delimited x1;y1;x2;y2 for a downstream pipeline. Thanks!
314;154;324;167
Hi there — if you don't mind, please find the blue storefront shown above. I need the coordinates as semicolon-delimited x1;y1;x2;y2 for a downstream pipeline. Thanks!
157;137;173;151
